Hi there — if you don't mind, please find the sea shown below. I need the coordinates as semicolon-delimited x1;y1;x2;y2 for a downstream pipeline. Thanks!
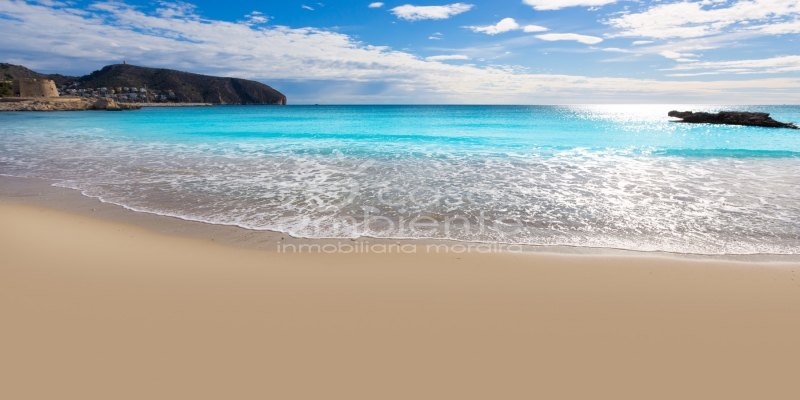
1;105;799;255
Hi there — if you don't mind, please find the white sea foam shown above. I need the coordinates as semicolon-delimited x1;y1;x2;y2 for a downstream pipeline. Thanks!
1;106;799;254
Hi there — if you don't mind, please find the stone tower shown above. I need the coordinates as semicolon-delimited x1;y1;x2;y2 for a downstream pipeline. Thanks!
18;79;59;98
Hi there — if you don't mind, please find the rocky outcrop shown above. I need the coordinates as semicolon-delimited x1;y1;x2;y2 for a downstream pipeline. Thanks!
89;98;141;110
0;98;141;111
668;110;799;129
90;98;116;110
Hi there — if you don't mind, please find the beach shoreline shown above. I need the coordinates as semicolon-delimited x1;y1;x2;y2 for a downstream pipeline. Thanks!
1;181;799;399
2;175;798;262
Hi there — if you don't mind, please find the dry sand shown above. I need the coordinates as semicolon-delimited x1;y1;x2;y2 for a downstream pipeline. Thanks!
1;202;800;399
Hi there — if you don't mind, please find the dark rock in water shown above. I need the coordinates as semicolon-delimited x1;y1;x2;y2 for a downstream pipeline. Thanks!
668;110;799;129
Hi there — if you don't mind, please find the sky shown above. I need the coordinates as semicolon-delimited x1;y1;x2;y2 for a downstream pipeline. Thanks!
1;0;799;103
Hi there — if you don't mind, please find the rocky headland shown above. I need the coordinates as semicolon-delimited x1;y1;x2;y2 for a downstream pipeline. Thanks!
2;63;286;105
668;110;799;129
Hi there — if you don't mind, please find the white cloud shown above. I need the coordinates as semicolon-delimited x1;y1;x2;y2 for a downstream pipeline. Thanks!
602;47;629;53
302;4;314;10
2;1;800;103
390;3;474;21
536;33;604;44
658;50;700;63
469;18;519;34
245;11;269;24
468;18;548;35
523;25;549;32
632;40;653;45
523;0;619;11
426;55;470;61
667;72;722;77
155;1;197;18
247;16;268;24
368;2;384;8
660;50;698;59
749;19;800;34
606;0;800;39
667;55;800;74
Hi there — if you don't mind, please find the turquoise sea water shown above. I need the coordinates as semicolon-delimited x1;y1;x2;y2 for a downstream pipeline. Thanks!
1;105;799;254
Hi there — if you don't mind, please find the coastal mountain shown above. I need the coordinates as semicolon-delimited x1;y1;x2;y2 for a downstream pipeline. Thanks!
1;63;75;86
76;64;286;105
0;63;286;105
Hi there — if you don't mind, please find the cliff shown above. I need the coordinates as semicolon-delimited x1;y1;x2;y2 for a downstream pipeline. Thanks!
0;63;286;105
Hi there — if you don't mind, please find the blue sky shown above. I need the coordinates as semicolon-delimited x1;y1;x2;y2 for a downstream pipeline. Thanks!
1;0;799;103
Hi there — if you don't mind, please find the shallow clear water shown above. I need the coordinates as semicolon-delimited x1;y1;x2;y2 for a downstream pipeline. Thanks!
2;105;799;254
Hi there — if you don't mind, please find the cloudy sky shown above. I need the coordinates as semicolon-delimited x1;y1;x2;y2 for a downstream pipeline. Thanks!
1;0;799;103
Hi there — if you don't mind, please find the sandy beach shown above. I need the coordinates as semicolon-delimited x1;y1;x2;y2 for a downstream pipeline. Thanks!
2;178;799;399
4;0;800;396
